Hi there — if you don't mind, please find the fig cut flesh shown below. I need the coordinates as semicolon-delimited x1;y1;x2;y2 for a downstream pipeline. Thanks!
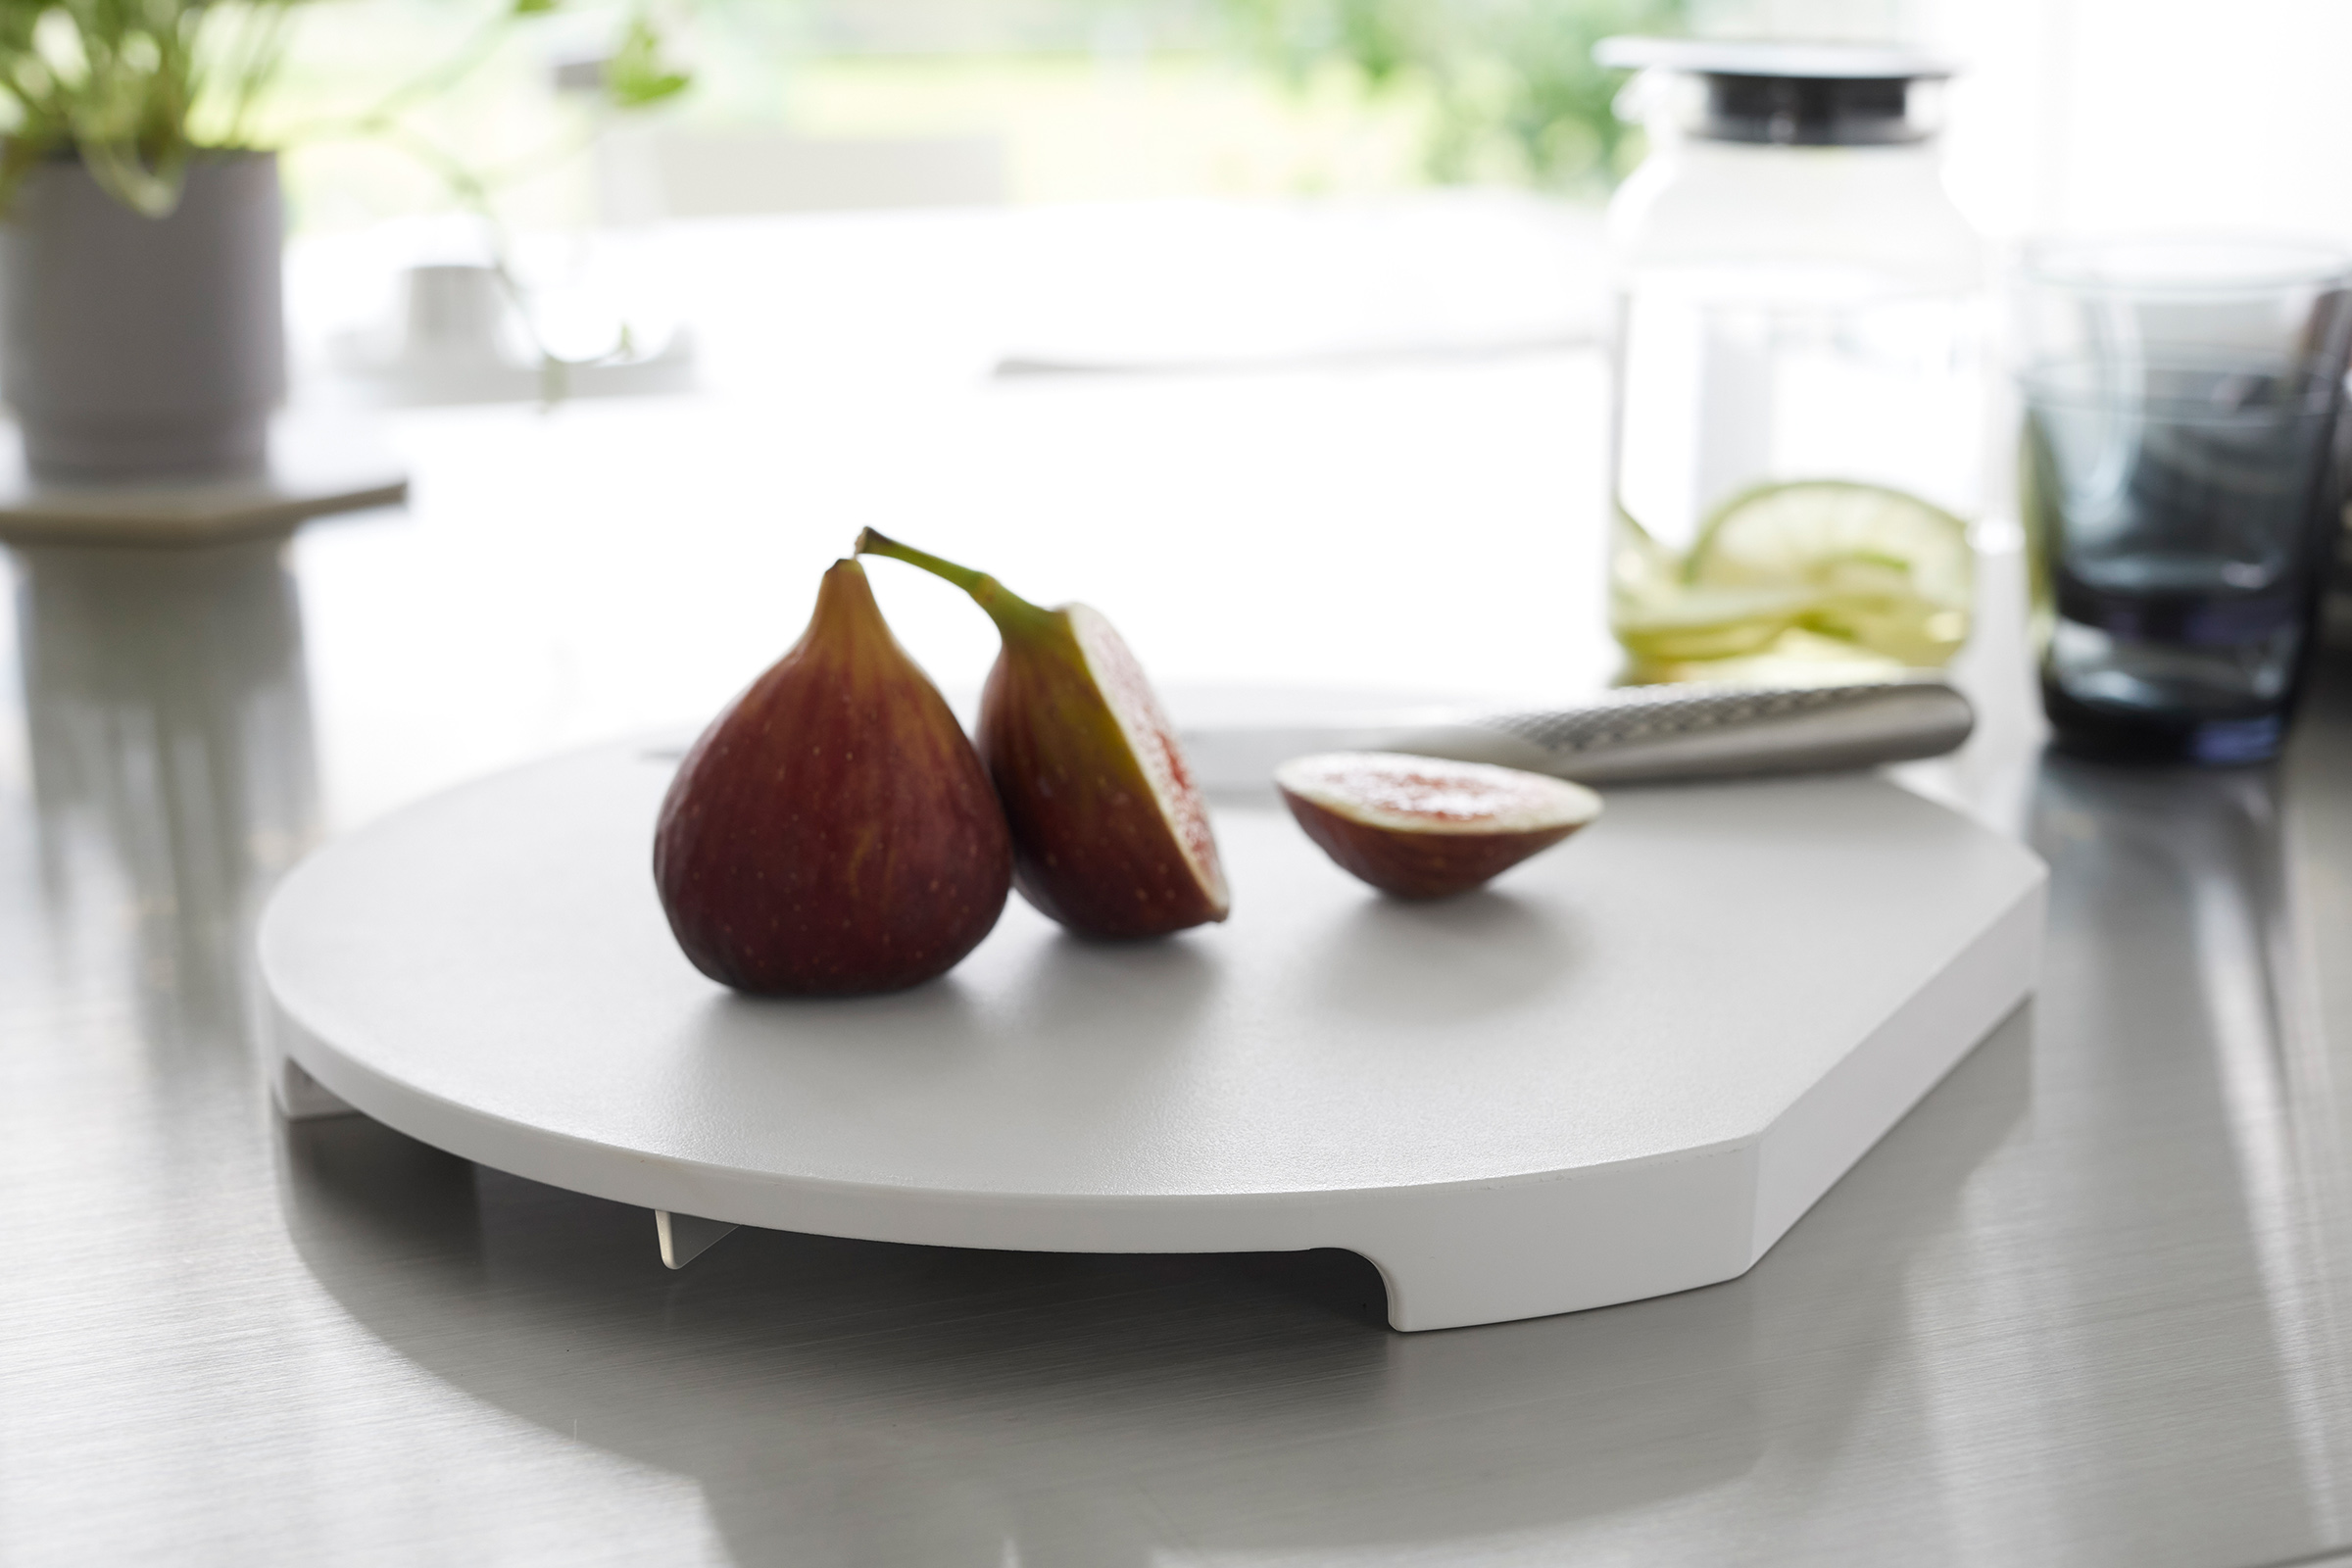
1276;752;1602;900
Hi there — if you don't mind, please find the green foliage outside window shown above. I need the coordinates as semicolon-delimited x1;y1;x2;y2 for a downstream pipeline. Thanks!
1221;0;1687;189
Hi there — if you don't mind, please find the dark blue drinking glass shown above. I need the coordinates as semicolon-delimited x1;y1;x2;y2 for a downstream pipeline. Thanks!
2017;239;2352;764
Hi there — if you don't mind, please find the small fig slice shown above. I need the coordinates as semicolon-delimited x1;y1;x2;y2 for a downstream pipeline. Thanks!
653;559;1013;995
1276;752;1602;900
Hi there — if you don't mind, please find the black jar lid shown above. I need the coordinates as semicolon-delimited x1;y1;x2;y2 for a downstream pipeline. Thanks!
1594;37;1956;147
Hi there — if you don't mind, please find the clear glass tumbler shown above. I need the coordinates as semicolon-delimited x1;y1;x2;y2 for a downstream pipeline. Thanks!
2016;239;2352;764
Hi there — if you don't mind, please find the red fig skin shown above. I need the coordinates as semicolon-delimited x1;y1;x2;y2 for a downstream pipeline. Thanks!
653;559;1013;995
856;530;1228;939
1279;792;1586;901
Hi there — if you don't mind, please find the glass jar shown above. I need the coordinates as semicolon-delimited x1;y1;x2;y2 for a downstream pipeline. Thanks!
1596;39;1987;684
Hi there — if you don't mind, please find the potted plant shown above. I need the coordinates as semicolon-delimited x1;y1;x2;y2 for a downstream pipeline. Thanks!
0;1;687;482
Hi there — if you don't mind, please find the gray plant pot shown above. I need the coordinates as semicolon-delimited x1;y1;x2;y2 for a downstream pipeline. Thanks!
0;152;286;481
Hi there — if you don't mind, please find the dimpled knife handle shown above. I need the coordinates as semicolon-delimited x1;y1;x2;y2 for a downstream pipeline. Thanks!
1392;680;1977;784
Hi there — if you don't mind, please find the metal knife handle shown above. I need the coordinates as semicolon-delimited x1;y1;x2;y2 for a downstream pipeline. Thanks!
1391;680;1975;784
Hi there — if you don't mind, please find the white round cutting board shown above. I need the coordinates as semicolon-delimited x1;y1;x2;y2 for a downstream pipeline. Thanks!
259;740;2045;1331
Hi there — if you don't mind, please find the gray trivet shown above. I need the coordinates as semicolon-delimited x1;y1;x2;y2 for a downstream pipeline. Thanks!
0;412;406;547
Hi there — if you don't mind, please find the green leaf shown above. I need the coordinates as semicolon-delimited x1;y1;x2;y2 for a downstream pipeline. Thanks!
604;14;690;110
1215;0;1689;192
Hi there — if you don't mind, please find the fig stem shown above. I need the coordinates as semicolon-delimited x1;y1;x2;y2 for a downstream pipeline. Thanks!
855;528;1058;638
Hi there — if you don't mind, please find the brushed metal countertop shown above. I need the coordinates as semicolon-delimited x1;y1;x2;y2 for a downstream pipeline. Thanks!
9;371;2352;1565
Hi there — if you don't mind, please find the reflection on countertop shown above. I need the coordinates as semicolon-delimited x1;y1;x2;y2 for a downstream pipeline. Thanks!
276;1000;2021;1567
13;537;318;1048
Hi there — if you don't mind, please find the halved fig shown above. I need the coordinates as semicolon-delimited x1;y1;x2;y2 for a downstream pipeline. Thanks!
1275;752;1602;900
857;529;1228;938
